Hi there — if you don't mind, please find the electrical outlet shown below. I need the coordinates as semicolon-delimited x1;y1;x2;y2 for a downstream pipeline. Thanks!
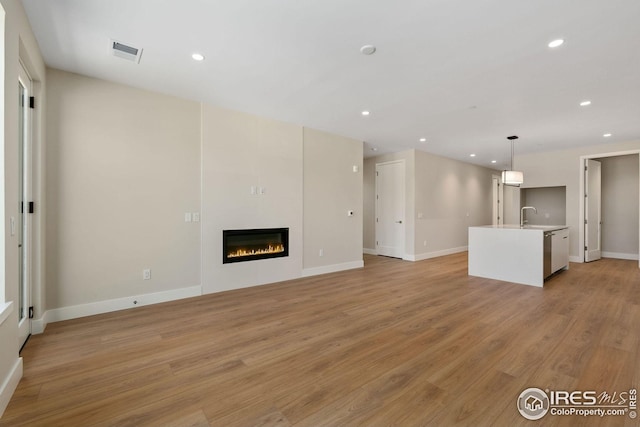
193;212;200;222
143;269;151;280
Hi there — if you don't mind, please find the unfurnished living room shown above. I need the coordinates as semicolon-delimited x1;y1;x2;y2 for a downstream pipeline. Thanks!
0;1;639;426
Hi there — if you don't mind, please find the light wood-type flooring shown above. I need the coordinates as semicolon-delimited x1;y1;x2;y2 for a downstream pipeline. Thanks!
2;253;639;426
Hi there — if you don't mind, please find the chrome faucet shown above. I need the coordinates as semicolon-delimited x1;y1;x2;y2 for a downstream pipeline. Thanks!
520;206;537;228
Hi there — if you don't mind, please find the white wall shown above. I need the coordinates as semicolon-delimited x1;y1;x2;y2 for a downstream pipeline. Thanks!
0;0;45;417
516;140;640;260
502;185;521;225
364;149;495;260
303;128;363;275
45;69;202;314
44;72;365;313
201;105;303;293
414;150;494;258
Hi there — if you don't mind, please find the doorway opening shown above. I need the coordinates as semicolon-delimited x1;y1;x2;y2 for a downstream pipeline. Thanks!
579;151;640;267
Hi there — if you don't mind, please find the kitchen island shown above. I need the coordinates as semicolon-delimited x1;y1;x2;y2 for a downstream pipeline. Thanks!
468;225;569;287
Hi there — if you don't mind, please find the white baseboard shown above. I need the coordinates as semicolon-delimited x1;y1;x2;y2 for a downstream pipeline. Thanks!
569;256;582;263
363;248;377;255
405;246;468;262
32;285;202;334
0;357;22;418
602;252;639;261
302;260;364;277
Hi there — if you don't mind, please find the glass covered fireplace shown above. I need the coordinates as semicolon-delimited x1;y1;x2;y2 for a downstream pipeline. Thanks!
222;228;289;264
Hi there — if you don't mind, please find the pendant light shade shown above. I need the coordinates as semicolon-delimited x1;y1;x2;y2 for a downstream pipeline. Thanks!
502;170;524;185
503;136;523;186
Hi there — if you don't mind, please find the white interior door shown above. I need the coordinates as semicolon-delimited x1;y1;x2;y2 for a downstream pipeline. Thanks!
585;159;602;262
375;161;405;258
18;63;33;348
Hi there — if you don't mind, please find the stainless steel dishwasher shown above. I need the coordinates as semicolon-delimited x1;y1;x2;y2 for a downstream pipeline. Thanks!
543;232;552;278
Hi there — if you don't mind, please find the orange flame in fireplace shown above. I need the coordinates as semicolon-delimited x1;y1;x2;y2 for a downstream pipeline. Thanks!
227;244;285;258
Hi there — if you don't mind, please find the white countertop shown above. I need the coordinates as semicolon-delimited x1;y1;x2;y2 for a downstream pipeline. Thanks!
470;224;568;232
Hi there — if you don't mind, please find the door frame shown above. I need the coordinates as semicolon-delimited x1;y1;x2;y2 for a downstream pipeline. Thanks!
491;175;504;226
578;150;640;267
375;159;406;259
584;159;602;262
17;61;33;347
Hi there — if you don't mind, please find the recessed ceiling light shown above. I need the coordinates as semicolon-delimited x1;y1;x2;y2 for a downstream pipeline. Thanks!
360;45;376;55
191;53;205;61
491;160;497;164
419;138;426;142
580;100;591;106
603;133;612;137
361;111;370;116
548;39;564;48
470;154;476;157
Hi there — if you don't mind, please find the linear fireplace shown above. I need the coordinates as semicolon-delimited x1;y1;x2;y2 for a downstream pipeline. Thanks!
223;228;289;264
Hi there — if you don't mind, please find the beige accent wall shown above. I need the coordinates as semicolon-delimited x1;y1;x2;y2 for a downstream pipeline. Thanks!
364;149;495;259
201;105;303;293
521;186;567;226
1;0;46;415
515;140;640;259
303;128;363;271
362;155;376;252
600;154;639;257
45;69;201;308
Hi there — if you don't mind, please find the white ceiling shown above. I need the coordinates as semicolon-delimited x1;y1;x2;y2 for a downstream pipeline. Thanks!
21;0;640;168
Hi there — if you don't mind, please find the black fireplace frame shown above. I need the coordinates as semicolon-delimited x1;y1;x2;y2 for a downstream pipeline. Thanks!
222;228;289;264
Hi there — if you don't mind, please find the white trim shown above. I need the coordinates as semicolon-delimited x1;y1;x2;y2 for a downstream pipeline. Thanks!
301;260;364;277
0;358;22;418
31;317;45;335
0;301;12;327
602;251;639;261
363;248;377;255
32;286;202;334
569;255;582;263
405;246;468;262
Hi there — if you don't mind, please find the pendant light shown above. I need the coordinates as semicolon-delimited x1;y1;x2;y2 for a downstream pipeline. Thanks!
502;135;523;186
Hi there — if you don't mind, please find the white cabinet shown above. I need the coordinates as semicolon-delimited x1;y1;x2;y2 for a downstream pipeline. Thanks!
551;228;569;273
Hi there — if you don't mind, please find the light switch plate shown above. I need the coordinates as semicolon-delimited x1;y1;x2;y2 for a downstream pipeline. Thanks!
185;213;192;222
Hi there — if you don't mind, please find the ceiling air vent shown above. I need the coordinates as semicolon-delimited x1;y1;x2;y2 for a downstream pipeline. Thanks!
110;39;143;63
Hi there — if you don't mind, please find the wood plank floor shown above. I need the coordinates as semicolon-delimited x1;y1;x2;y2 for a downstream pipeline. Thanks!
2;253;639;426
